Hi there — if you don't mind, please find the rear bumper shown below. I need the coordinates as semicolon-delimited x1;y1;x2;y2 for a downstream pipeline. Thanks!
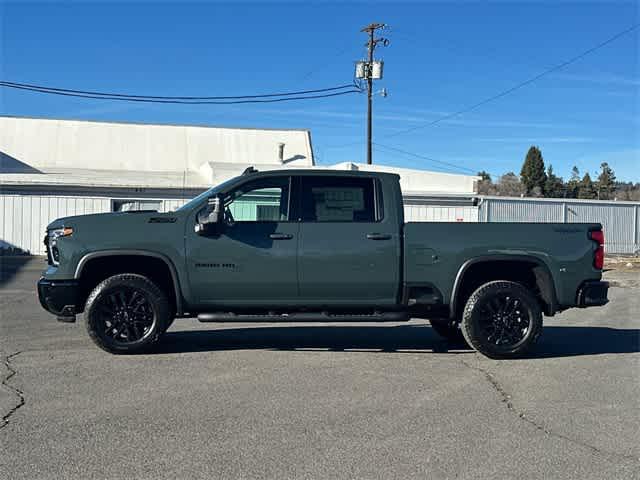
37;277;81;317
577;280;609;307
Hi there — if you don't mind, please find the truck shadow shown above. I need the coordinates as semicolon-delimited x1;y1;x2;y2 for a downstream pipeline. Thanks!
0;255;39;287
528;325;640;359
156;324;640;358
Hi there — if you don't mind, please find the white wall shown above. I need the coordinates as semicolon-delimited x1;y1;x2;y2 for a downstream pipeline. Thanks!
0;116;314;174
329;162;479;195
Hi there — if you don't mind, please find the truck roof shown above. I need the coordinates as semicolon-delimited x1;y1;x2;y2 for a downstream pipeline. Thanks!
242;168;401;181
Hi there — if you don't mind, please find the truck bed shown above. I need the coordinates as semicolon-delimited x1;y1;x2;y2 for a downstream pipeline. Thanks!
403;222;602;308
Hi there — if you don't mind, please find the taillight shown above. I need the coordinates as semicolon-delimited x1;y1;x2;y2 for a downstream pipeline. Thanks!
589;229;605;270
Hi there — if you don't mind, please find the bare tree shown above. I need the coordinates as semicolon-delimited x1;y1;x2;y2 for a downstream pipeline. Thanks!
497;172;525;197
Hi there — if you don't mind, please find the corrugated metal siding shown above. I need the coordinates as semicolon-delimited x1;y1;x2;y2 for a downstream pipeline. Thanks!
480;198;640;254
565;203;636;255
483;199;563;223
637;206;640;250
163;199;189;212
404;203;478;222
1;195;111;255
0;194;190;255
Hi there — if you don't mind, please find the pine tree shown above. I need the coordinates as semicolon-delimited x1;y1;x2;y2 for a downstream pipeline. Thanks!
596;162;616;200
476;170;493;194
578;172;596;199
566;166;581;198
570;166;580;182
520;146;547;195
477;171;492;182
544;165;565;198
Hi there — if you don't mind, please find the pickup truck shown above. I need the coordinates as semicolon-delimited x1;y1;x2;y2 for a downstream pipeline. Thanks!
38;168;609;358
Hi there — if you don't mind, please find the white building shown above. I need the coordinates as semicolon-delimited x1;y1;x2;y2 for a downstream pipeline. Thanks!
0;116;479;255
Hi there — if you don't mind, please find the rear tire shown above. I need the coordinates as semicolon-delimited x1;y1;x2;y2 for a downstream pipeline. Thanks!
85;273;170;354
429;318;466;344
461;280;542;359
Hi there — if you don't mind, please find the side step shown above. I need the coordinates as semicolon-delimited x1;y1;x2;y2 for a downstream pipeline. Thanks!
198;311;410;323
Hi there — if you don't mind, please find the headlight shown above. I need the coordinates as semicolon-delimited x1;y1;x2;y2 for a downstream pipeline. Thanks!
47;227;73;265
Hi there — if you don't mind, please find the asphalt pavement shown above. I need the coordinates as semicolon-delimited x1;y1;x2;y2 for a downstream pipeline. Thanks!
1;257;639;479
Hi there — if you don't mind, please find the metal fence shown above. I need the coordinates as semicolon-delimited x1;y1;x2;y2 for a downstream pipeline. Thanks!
0;194;190;256
479;196;640;255
403;203;478;223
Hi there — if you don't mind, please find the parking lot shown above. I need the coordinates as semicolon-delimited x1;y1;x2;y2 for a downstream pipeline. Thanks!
1;257;639;479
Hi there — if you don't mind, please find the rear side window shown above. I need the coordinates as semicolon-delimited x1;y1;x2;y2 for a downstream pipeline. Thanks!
300;176;379;222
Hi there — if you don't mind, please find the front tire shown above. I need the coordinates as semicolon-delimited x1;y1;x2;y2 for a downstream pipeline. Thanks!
460;280;543;359
85;274;170;354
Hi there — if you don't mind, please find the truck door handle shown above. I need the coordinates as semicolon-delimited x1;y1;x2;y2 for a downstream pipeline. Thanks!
366;233;392;240
269;233;294;240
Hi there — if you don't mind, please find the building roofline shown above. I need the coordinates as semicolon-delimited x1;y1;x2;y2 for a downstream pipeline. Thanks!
0;114;312;133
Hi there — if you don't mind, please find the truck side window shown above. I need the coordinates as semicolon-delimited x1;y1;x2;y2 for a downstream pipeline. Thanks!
225;177;291;222
300;177;378;222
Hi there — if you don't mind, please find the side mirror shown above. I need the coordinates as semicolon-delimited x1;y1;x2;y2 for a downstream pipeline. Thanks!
195;196;222;234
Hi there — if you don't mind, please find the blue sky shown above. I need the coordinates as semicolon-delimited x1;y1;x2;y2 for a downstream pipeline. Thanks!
1;1;638;181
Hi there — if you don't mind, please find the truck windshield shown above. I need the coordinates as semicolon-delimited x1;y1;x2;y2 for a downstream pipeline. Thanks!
176;176;240;212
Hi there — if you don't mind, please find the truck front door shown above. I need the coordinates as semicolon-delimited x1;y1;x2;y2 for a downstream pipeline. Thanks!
297;175;400;306
186;175;299;307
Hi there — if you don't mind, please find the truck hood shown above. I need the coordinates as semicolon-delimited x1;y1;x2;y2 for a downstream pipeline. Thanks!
44;209;187;277
46;210;178;231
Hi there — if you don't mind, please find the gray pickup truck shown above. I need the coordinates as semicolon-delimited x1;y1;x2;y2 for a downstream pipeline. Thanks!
38;168;608;358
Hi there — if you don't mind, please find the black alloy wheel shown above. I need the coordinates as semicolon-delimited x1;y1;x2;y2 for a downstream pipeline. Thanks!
85;274;170;354
461;280;543;359
476;293;530;348
97;287;156;344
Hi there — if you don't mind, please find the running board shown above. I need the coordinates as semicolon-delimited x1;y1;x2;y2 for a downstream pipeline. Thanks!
197;311;410;323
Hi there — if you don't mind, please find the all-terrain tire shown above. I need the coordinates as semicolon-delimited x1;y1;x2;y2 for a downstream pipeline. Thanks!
85;273;170;354
460;280;543;359
429;318;467;344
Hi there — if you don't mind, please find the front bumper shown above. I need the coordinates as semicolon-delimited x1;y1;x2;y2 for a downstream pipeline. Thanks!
37;277;81;318
577;280;609;307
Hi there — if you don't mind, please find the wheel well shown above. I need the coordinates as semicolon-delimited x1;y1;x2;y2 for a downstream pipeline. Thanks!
452;260;556;318
77;255;178;314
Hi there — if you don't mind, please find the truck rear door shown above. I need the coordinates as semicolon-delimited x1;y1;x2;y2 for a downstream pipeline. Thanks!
297;175;400;306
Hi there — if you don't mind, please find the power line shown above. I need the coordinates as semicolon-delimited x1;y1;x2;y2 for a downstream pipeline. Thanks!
0;80;358;100
326;22;639;149
0;82;362;104
384;22;640;139
373;142;484;175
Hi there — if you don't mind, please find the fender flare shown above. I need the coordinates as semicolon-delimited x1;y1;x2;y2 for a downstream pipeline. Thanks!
74;250;184;315
449;254;558;319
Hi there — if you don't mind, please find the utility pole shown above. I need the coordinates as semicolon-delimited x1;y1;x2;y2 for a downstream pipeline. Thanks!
356;23;388;164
